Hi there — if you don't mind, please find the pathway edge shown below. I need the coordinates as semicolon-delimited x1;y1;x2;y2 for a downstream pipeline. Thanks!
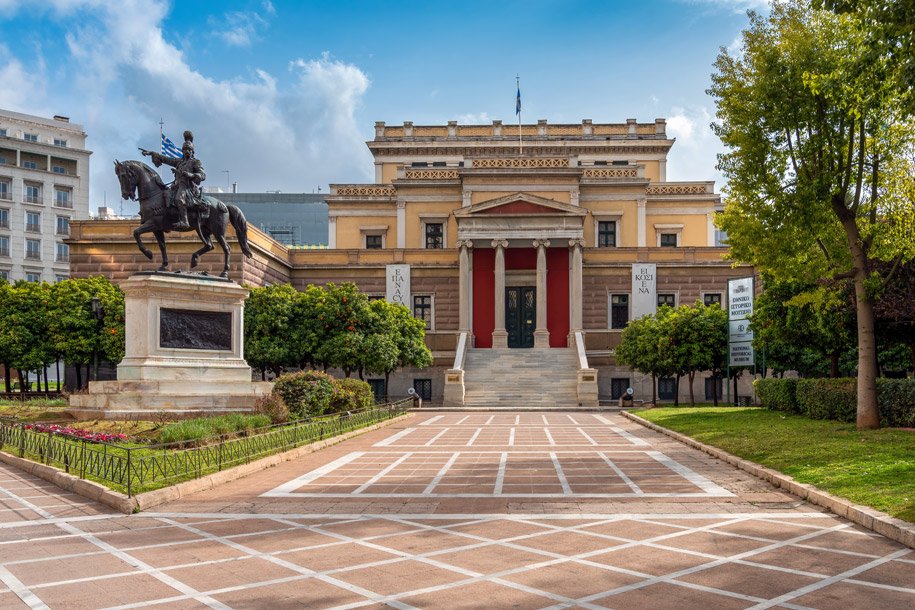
621;409;915;550
0;412;413;515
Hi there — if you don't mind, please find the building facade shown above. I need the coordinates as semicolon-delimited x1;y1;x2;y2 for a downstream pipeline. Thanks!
68;118;754;405
213;192;328;247
0;110;91;283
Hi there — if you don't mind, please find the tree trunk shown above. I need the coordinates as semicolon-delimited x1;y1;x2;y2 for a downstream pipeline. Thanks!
830;352;840;378
733;373;739;405
687;370;696;407
712;374;719;407
3;364;10;393
673;374;680;407
43;365;49;392
75;363;82;390
651;373;657;405
55;360;61;391
17;370;24;393
385;370;391;403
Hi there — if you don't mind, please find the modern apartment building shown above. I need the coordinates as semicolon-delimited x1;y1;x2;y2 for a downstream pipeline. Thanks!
0;110;91;283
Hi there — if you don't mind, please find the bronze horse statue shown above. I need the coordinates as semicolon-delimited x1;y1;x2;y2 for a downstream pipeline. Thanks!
114;159;252;278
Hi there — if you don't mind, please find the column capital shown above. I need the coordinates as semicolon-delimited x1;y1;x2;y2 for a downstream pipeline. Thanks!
396;199;407;209
568;238;586;249
456;239;474;250
328;215;337;224
533;238;551;249
491;239;508;249
637;197;647;207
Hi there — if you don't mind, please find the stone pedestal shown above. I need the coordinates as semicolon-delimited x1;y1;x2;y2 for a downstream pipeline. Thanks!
69;273;271;419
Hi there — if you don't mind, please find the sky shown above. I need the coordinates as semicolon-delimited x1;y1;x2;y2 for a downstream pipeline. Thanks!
0;0;771;215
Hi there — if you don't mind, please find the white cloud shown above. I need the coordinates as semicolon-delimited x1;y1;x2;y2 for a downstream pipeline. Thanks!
677;0;771;14
457;112;493;124
0;0;373;212
262;0;275;16
211;10;268;48
665;106;725;186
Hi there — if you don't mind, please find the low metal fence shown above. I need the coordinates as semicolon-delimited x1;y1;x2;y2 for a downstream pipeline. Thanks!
0;398;411;496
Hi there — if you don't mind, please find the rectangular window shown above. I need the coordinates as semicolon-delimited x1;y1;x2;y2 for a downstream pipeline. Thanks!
56;216;70;235
597;221;616;248
612;160;629;166
55;188;71;208
610;378;630;400
0;208;7;228
52;165;66;174
24;184;41;204
411;162;428;167
25;239;40;260
368;379;386;403
413;295;432;330
0;270;7;282
0;129;6;137
26;272;40;283
660;233;678;247
23;133;38;143
22;160;36;169
432;161;446;167
0;181;9;200
56;243;69;262
703;293;722;308
56;275;68;283
593;160;608;166
714;229;729;247
53;138;67;147
610;294;629;330
26;212;40;232
658;378;677;400
658;294;676;309
424;223;443;249
413;378;432;401
705;377;724;401
0;236;8;257
365;234;382;249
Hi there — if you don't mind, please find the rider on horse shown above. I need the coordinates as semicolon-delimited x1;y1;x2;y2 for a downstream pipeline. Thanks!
140;130;205;231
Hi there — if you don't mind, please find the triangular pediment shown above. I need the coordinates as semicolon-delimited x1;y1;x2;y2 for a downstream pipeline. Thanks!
453;192;588;217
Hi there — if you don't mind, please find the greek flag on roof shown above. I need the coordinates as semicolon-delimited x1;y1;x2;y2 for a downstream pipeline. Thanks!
516;86;521;115
160;133;181;159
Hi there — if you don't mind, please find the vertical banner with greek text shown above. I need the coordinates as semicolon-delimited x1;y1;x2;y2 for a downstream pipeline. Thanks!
631;263;657;320
386;264;411;309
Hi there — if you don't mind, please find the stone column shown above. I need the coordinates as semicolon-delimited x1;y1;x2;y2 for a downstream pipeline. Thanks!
637;198;647;247
533;238;551;348
396;200;406;248
569;238;585;333
327;216;337;249
491;239;509;348
457;239;473;335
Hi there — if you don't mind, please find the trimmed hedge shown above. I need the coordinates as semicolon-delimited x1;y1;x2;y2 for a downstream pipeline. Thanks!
328;378;374;414
754;377;915;426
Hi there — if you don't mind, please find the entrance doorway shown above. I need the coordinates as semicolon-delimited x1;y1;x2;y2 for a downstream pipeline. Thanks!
506;286;536;348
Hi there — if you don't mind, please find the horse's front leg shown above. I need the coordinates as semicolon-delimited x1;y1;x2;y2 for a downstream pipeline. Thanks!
133;221;156;260
214;233;231;278
153;230;169;272
190;233;214;269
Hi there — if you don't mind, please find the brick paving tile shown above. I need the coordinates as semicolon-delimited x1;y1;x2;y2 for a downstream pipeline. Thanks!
165;556;302;591
709;518;825;541
587;544;715;576
6;553;138;586
673;562;822;598
231;527;342;553
852;558;915;588
369;530;478;555
0;591;29;609
332;561;468;596
281;541;403;572
211;578;369;609
94;524;207;548
510;530;626;555
126;538;251;568
653;530;774;556
743;544;877;576
800;529;909;555
397;579;557;609
0;535;101;563
432;544;555;573
592;581;754;610
789;580;915;609
500;562;644;598
33;574;184;610
443;518;552;540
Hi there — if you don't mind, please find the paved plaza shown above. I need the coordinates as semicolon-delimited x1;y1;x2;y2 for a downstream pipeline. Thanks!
1;412;913;609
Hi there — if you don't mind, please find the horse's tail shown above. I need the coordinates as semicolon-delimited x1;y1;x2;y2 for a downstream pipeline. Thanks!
228;205;253;258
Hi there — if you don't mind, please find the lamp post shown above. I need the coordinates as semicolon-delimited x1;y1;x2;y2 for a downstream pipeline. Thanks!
90;296;104;382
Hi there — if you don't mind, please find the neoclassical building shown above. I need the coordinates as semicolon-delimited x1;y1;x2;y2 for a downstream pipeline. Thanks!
68;118;753;406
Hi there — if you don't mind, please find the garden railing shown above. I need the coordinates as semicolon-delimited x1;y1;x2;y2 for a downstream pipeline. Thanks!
0;398;411;496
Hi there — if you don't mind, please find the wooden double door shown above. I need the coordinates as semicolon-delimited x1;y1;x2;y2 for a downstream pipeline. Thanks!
506;286;536;348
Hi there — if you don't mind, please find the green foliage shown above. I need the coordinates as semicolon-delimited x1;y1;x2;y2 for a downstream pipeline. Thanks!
877;379;915;427
244;284;299;376
253;394;289;424
754;378;800;412
328;378;373;413
271;370;336;418
157;413;272;445
797;378;859;421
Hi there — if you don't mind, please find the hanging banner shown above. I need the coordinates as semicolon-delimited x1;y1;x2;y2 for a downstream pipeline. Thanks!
631;263;657;320
386;264;411;308
728;276;755;367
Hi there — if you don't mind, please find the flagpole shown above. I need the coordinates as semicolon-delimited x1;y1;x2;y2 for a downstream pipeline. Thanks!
517;75;522;156
158;118;164;180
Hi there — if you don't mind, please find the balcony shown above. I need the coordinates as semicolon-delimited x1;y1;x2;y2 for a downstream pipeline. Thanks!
56;226;69;236
0;219;7;229
54;199;72;209
25;251;40;261
0;191;10;201
55;253;69;263
0;247;8;257
26;222;41;232
23;195;42;204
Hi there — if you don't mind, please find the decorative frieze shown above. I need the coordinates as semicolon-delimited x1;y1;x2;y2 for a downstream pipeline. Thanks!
404;168;460;179
647;184;708;195
335;185;396;197
582;167;638;178
473;158;568;168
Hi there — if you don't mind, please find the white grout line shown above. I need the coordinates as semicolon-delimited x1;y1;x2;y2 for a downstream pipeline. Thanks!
0;566;49;610
465;428;482;446
485;415;494;425
373;427;416;446
455;416;469;425
260;452;365;497
541;414;549;425
550;453;572;495
566;414;578;424
544;428;557;446
352;453;413;494
577;427;599;446
598;451;644;495
494;452;507;495
423;428;449;446
508;428;515;446
418;415;443;426
646;450;735;496
514;415;520;425
422;453;460;495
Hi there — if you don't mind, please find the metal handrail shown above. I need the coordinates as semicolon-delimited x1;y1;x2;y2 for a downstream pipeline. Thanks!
0;398;412;497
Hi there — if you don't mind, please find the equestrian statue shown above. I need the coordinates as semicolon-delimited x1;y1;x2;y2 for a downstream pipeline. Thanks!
115;130;251;278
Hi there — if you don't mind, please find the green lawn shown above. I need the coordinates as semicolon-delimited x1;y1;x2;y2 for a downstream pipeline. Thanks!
632;407;915;523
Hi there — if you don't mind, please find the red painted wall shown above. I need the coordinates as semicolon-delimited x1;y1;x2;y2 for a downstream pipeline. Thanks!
546;248;569;347
472;249;495;348
505;248;536;270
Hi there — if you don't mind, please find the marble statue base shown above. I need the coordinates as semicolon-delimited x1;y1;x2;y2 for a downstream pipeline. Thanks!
68;273;271;420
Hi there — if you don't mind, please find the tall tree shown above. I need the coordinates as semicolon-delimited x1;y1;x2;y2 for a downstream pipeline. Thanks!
244;283;299;378
711;0;915;428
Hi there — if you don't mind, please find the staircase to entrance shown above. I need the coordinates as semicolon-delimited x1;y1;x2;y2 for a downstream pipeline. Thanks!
461;348;581;408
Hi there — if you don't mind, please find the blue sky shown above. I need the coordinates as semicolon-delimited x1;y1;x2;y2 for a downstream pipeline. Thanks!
0;0;769;214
